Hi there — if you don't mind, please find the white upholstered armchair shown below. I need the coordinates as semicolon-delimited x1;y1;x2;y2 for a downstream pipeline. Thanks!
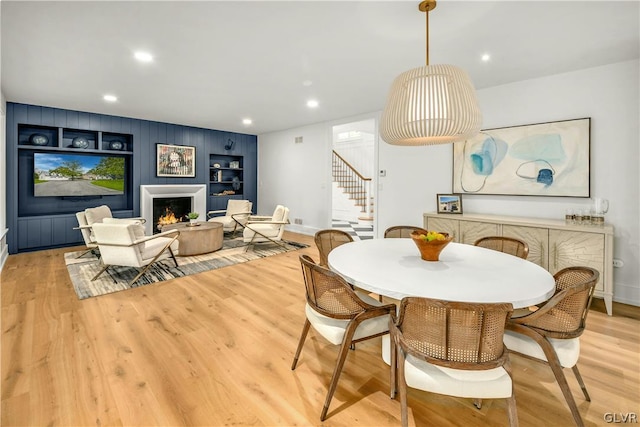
207;199;253;234
242;205;289;250
74;205;145;258
91;220;180;286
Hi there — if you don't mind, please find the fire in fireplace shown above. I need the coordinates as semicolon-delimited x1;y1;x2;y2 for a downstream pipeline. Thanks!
153;197;191;232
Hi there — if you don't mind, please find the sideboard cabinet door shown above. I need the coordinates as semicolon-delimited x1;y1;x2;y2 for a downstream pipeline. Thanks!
549;230;605;293
459;221;499;245
425;217;460;242
503;225;549;270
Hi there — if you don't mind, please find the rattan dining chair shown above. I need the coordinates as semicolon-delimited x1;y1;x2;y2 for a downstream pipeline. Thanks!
390;297;517;427
292;254;396;421
503;266;599;427
314;229;353;266
474;236;529;259
383;225;428;239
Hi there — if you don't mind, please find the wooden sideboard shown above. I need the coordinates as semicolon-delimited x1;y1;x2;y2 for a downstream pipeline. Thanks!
423;212;615;315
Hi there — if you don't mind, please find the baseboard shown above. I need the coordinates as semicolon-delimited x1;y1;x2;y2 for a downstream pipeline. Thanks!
612;281;640;307
285;224;319;236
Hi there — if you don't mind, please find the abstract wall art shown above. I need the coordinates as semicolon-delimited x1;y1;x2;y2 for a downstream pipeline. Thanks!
156;144;196;177
453;118;590;197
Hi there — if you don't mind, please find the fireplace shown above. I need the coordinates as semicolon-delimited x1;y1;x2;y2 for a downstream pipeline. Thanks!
140;185;207;235
153;197;191;232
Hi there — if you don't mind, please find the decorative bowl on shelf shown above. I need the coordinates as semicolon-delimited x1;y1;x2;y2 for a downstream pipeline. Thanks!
109;140;124;150
410;230;453;261
72;137;89;149
30;133;49;146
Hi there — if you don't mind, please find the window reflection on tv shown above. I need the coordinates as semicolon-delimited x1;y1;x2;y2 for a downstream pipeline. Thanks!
34;152;125;197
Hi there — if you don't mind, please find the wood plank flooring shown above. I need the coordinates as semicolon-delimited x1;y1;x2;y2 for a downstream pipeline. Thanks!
2;231;639;426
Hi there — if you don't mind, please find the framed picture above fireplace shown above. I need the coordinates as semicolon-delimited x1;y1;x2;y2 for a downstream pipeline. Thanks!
156;144;196;177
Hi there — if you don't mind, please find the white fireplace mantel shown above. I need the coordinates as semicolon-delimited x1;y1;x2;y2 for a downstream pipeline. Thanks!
140;185;207;234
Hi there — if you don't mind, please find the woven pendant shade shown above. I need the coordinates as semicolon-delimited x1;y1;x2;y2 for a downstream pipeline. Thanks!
380;1;482;146
380;64;482;145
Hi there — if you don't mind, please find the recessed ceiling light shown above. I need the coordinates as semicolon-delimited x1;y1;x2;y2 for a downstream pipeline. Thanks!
103;94;118;102
306;99;319;108
134;51;154;62
481;53;491;62
242;118;253;125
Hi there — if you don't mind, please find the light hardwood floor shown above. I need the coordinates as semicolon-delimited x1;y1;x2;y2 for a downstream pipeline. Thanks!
1;231;639;426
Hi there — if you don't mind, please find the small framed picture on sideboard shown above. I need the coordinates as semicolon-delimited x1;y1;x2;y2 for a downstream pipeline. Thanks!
436;194;463;214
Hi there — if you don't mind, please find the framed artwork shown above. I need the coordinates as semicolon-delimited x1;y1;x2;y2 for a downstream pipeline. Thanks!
453;118;590;197
156;144;196;177
437;194;463;214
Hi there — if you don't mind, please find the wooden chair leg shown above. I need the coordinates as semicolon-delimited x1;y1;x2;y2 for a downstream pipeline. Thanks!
320;325;358;421
506;395;519;427
390;333;397;399
571;365;591;402
540;342;585;427
398;347;409;427
291;320;311;370
504;359;519;427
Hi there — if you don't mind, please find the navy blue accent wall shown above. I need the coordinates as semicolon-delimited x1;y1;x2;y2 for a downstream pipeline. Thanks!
6;102;257;253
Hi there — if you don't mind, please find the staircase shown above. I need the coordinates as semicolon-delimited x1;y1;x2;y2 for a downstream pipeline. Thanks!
332;150;373;223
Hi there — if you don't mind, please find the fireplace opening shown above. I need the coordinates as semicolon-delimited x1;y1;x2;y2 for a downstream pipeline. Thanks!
153;197;191;233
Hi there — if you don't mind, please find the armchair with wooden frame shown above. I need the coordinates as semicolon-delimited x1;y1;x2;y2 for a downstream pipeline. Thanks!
74;205;146;258
390;297;517;427
90;221;180;286
384;225;428;239
291;254;396;421
242;205;289;250
314;229;353;266
207;199;253;235
474;236;529;260
503;266;599;427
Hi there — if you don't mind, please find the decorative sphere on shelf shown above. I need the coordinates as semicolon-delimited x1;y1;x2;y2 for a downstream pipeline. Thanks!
29;134;49;146
72;137;89;149
109;140;124;150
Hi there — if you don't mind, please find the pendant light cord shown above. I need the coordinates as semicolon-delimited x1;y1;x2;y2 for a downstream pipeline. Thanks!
419;0;436;66
425;5;429;66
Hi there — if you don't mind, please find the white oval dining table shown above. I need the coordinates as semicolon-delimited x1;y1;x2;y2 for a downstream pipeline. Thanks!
328;239;556;309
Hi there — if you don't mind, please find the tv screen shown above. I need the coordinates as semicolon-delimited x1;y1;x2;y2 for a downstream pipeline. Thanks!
34;152;126;197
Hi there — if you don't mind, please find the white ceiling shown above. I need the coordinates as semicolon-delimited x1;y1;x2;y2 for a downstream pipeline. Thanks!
2;1;639;135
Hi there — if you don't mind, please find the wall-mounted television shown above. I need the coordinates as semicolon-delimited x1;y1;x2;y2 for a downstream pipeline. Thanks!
34;152;126;197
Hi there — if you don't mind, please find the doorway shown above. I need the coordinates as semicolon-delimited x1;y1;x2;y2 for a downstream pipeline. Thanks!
330;118;376;240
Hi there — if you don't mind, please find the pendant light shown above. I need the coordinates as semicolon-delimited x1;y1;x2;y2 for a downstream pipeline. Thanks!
380;0;482;146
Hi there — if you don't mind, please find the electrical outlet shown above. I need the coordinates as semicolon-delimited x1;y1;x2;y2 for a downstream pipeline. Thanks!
294;218;303;225
613;259;624;268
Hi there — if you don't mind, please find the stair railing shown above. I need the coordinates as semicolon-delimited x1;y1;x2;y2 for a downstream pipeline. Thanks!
332;150;372;217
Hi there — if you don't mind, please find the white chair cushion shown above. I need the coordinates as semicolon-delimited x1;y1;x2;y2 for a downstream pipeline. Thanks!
305;291;389;346
272;205;285;222
85;205;112;225
226;199;252;216
139;236;179;262
503;330;580;368
208;215;234;229
403;353;512;399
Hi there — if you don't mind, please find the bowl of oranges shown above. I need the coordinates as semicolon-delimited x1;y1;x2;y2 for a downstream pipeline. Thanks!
410;230;453;261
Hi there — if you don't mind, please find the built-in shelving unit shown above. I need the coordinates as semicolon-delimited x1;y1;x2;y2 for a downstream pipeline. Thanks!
209;154;244;196
18;124;133;153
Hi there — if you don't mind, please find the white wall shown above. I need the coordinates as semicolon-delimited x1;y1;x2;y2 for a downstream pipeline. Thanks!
259;60;640;306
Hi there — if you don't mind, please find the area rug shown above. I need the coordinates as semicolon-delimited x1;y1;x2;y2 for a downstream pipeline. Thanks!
64;236;308;299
